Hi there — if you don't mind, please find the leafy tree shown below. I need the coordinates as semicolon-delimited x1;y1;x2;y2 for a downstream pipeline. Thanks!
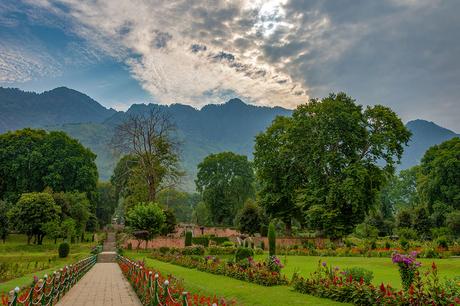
0;200;9;243
255;93;411;238
95;182;118;227
418;137;460;211
268;222;276;256
446;210;460;236
396;209;413;229
196;152;255;225
61;219;76;241
254;116;301;236
0;129;98;202
160;209;177;236
8;193;61;244
236;200;262;235
430;202;453;227
412;206;431;239
379;166;419;217
111;108;183;202
42;220;62;244
157;188;199;222
192;202;212;226
354;223;379;239
125;202;166;248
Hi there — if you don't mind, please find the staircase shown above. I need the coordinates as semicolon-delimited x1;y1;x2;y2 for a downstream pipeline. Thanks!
97;232;117;263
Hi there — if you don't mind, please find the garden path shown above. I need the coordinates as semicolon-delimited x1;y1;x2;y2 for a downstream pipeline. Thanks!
57;232;141;306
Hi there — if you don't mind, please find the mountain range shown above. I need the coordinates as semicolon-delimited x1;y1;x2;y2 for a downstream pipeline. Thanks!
0;87;458;191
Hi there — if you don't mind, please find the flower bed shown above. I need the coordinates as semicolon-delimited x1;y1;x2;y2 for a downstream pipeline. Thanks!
149;252;288;286
291;258;460;305
118;255;236;305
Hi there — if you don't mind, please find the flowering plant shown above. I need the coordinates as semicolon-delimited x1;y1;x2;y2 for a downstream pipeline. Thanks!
266;255;283;273
391;251;421;290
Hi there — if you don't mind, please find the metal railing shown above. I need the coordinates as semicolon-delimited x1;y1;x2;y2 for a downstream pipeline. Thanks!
118;255;189;306
7;255;97;306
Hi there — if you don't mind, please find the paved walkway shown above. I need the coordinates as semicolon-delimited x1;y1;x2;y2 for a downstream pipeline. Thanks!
58;232;141;306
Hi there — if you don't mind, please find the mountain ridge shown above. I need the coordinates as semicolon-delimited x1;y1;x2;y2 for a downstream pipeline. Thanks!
1;87;458;191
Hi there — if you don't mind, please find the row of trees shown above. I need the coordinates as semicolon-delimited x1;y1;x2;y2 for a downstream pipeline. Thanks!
193;93;459;241
0;129;118;244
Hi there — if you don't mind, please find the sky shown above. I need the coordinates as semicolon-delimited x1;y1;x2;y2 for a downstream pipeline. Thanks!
0;0;459;131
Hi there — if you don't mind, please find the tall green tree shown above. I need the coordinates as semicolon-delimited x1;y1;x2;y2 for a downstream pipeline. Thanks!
156;188;199;222
196;152;255;225
0;200;9;243
418;137;460;211
255;93;411;238
254;116;301;235
95;182;118;226
8;192;61;244
236;199;262;236
0;129;98;202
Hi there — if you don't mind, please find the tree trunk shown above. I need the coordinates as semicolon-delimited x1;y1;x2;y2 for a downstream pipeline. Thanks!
54;237;57;244
27;234;32;244
147;176;156;201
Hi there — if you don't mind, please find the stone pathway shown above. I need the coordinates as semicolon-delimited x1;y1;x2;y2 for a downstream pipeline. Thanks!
57;232;141;306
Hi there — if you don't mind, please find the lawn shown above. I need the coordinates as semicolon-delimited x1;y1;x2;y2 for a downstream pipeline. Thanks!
126;251;349;305
257;255;460;288
0;234;99;295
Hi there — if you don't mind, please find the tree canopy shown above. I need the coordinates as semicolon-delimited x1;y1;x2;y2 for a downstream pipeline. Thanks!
196;152;255;225
254;93;411;238
0;128;98;202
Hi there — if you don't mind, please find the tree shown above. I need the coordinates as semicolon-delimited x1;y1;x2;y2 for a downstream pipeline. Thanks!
396;209;413;229
0;200;9;243
42;220;62;244
412;206;431;239
111;108;182;202
125;202;166;248
268;222;276;256
236;200;262;235
156;188;199;222
379;166;419;217
52;192;90;239
254;116;301;236
192;202;212;226
196;152;255;225
446;210;460;236
95;182;118;227
418;137;460;211
255;93;411;238
160;209;177;236
0;129;98;202
8;193;61;244
61;219;76;241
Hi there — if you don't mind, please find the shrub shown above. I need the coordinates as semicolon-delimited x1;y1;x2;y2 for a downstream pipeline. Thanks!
437;236;449;249
400;239;410;251
210;237;230;245
192;237;210;247
159;246;170;254
207;246;237;255
266;255;283;273
392;252;421;290
185;231;192;247
254;248;264;255
182;245;205;256
58;242;70;258
397;227;417;240
127;242;132;250
384;241;391;249
221;241;234;247
235;247;254;262
268;222;276;256
343;267;374;284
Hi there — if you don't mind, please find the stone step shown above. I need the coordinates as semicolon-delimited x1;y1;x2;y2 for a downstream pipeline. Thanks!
97;252;117;263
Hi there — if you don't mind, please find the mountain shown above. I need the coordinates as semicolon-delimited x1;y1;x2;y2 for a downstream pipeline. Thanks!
400;119;460;169
0;87;116;132
1;87;458;191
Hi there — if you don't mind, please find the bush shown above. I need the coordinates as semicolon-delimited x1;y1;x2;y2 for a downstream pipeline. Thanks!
210;236;230;245
127;242;133;250
185;231;192;247
400;239;410;251
254;248;264;255
207;246;237;255
182;245;205;256
268;222;276;256
235;247;254;262
58;242;70;258
221;241;234;247
384;241;391;249
437;236;449;249
397;227;417;240
343;267;374;284
159;246;170;254
192;237;210;247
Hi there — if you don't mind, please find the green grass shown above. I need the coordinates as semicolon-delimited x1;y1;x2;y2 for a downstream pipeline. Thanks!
255;255;460;288
0;234;99;295
127;251;349;305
